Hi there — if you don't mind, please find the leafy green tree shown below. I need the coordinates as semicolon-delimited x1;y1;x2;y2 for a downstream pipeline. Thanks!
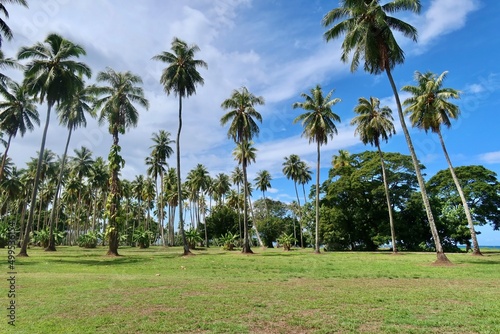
93;68;149;256
293;84;341;253
402;71;482;256
0;80;39;183
351;96;397;253
206;205;239;241
0;0;28;47
153;37;207;255
323;0;450;263
221;86;264;253
17;33;91;257
428;165;500;232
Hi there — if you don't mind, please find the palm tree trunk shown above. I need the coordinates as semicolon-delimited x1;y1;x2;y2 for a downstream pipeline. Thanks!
0;133;13;182
437;130;481;256
18;103;53;257
107;132;121;256
377;144;397;254
314;141;320;254
248;196;264;247
176;94;190;255
159;171;166;247
242;157;252;254
294;182;304;248
385;67;450;263
46;127;73;251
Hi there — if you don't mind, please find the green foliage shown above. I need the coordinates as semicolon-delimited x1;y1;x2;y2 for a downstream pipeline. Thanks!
214;231;239;250
32;228;51;247
133;227;154;249
77;231;101;248
185;229;203;250
276;233;297;251
206;205;239;239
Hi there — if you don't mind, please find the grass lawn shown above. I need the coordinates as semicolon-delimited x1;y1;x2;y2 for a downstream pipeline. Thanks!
2;246;500;333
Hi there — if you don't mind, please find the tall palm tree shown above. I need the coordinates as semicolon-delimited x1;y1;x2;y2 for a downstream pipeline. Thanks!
213;172;230;206
297;161;312;206
231;166;244;238
232;141;258;252
351;96;397;253
153;37;207;255
163;167;178;246
293;84;341;254
93;67;149;256
146;130;174;246
46;86;95;251
402;70;481;256
282;154;305;248
221;86;264;254
17;33;91;257
323;0;450;263
0;0;28;47
0;80;39;183
254;170;272;216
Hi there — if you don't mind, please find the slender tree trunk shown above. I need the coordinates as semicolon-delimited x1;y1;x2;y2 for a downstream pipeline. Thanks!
437;130;481;256
46;127;73;251
159;171;166;247
0;133;13;182
176;95;190;255
107;132;121;256
377;144;397;254
241;157;253;254
385;68;450;263
18;103;53;257
314;141;320;254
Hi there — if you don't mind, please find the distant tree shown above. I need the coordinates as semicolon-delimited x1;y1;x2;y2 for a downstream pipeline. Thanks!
0;0;28;47
293;84;341;253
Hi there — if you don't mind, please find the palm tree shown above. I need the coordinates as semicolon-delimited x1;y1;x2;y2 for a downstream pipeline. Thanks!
221;86;264;254
93;68;149;256
293;84;341;254
46;86;95;251
231;166;244;238
153;37;207;255
254;170;272;216
213;172;231;206
402;70;481;256
0;0;28;47
146;130;174;246
0;80;39;183
297;162;312;205
323;0;450;263
17;33;91;257
351;96;397;253
164;167;178;246
282;154;306;248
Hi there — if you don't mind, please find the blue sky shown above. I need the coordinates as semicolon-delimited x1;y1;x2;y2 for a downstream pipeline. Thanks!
3;0;499;245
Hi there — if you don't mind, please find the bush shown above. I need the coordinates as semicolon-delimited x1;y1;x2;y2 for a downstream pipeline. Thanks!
77;232;100;248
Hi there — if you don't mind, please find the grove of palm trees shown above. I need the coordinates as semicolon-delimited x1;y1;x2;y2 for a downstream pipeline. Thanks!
1;0;498;261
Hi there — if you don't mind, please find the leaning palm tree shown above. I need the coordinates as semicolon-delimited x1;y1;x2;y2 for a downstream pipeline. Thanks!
92;68;149;256
351;96;397;253
402;70;482;256
17;33;91;257
293;84;341;254
282;154;305;248
46;84;95;251
221;86;264;254
0;0;28;47
0;80;39;183
323;0;450;263
152;37;207;255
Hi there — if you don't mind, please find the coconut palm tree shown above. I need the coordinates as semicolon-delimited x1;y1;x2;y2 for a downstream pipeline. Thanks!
0;80;39;183
46;84;95;250
231;166;244;238
323;0;450;263
282;154;306;248
92;67;149;256
17;33;91;257
351;96;397;253
402;70;481;256
0;0;28;47
221;86;264;253
163;167;178;246
146;130;174;246
153;37;207;255
213;172;231;206
293;84;341;254
254;170;272;216
297;161;312;206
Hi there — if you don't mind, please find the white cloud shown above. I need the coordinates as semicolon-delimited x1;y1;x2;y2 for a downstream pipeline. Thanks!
479;151;500;164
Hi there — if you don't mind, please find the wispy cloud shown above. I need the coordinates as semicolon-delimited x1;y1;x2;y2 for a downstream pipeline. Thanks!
479;151;500;164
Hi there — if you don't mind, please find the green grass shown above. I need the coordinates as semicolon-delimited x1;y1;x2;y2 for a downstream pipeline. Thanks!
2;246;500;333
